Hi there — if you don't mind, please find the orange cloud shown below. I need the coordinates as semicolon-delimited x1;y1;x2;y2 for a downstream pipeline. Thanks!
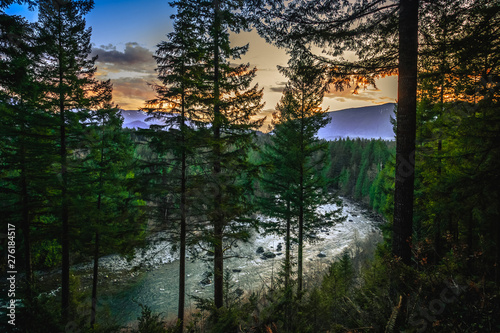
111;77;156;110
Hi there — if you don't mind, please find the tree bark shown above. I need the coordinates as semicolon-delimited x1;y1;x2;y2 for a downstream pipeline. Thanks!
212;0;224;311
285;199;291;333
392;0;419;266
90;231;99;328
297;110;305;295
91;131;105;328
20;119;33;301
285;199;291;290
178;90;187;332
60;60;70;325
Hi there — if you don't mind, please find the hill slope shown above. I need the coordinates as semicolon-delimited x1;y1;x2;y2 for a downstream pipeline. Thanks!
121;103;396;140
318;103;396;141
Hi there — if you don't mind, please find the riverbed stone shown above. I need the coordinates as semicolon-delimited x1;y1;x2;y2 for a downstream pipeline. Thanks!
200;277;211;286
256;246;264;254
317;252;327;258
261;251;276;259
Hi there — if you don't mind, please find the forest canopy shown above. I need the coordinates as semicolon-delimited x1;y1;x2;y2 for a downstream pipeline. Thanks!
0;0;499;332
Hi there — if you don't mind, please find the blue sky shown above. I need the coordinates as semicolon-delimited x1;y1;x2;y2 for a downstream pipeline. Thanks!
5;1;397;122
6;0;175;49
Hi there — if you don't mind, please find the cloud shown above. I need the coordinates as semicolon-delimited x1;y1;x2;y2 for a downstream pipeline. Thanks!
92;42;156;74
267;81;287;93
269;86;285;93
110;76;157;110
324;85;393;103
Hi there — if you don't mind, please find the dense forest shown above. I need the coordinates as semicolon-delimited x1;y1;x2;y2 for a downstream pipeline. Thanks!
1;0;499;332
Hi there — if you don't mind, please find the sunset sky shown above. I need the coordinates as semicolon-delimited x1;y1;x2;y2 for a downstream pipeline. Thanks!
7;0;398;127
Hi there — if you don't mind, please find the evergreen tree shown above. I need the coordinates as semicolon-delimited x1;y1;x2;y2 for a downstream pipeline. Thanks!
415;0;500;274
36;0;105;321
79;104;147;328
193;0;264;311
0;8;50;306
142;0;207;328
261;55;343;296
251;0;498;268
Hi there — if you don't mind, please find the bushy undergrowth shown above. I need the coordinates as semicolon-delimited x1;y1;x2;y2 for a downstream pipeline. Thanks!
19;235;499;333
143;237;499;333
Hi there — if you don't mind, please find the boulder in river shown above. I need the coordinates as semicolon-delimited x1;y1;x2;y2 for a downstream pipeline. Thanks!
256;246;264;254
317;252;327;258
200;271;212;286
261;251;276;259
200;277;211;286
235;288;244;297
232;269;242;273
276;243;282;251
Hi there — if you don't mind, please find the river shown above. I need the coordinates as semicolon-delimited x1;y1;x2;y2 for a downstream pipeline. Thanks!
90;198;384;326
0;198;383;327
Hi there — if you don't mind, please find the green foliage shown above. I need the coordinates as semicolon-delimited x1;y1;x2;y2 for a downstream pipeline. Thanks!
2;1;500;332
32;239;61;269
134;305;167;333
326;138;394;215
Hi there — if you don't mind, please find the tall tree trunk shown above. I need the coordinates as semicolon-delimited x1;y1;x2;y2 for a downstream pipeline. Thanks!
392;0;419;266
467;210;474;272
297;113;305;295
91;136;104;328
60;68;70;324
285;199;291;333
434;138;442;262
90;231;99;328
297;184;304;294
285;199;291;289
435;21;447;262
20;118;33;301
57;7;70;322
178;91;187;332
496;214;500;283
212;0;224;311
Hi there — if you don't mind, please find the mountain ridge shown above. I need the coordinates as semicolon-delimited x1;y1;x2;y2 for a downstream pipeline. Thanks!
318;103;395;141
120;103;396;141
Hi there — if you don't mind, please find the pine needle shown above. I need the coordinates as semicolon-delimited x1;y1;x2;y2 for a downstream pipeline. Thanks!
385;295;402;333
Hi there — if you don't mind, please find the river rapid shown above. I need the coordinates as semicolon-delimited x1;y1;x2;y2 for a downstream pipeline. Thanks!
88;198;384;326
0;198;384;327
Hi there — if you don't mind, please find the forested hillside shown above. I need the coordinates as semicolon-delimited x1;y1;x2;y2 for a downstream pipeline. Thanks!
1;0;499;332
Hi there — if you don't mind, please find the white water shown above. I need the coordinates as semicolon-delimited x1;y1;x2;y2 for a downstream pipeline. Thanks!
93;198;384;325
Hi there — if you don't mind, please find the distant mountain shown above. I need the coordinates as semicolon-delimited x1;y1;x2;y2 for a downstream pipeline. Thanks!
124;120;149;129
121;103;396;140
120;110;162;129
318;103;395;141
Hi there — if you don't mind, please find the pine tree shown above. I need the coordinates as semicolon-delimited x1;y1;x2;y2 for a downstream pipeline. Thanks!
77;103;147;328
192;0;264;311
251;0;418;265
0;8;50;305
36;0;104;321
415;0;500;273
142;0;207;328
261;55;343;295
